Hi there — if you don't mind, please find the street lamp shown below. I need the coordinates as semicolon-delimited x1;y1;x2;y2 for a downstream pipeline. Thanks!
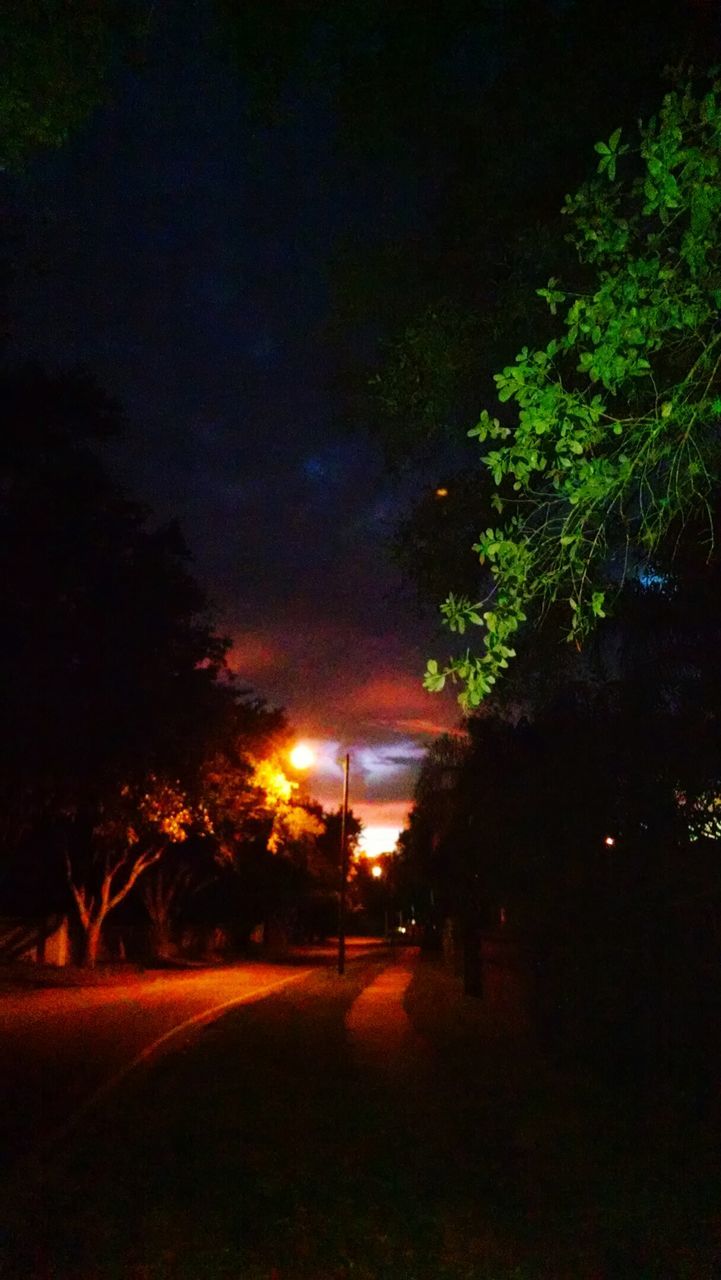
289;742;315;772
290;742;350;976
337;751;350;975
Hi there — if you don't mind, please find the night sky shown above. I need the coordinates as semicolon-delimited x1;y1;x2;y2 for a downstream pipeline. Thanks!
5;3;459;852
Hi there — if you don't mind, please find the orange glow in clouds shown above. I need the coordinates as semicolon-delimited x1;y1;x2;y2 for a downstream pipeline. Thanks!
227;633;279;678
358;825;401;859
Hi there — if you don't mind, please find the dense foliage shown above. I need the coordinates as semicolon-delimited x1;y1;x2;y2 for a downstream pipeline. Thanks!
405;565;721;1082
0;1;153;169
426;73;721;707
0;367;348;963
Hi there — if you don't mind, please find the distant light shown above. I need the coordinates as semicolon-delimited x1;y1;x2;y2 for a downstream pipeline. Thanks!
397;925;406;934
371;864;383;879
604;835;616;847
289;743;315;771
638;569;667;589
358;828;401;860
435;486;449;498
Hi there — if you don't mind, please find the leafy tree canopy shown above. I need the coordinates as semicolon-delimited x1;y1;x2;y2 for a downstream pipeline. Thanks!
0;1;152;169
0;366;231;825
425;71;721;708
329;0;708;446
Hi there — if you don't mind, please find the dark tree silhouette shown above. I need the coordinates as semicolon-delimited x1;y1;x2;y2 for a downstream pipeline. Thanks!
0;367;246;962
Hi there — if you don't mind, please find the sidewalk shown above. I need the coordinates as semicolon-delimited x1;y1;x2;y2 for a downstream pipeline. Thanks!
345;946;418;1064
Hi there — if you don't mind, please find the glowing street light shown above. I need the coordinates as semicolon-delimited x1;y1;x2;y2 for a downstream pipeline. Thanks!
604;835;616;847
371;863;383;880
289;742;315;771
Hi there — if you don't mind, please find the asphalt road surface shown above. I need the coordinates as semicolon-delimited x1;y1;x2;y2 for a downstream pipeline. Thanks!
1;948;718;1278
0;961;314;1174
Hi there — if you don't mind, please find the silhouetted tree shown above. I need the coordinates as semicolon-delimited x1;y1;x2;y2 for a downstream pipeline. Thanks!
0;367;261;962
0;2;154;169
403;561;721;1090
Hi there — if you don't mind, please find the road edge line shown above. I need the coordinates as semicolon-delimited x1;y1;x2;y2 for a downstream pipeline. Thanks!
46;967;313;1154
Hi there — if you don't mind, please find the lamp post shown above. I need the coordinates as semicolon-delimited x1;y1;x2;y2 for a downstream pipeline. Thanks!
337;751;350;975
290;742;350;976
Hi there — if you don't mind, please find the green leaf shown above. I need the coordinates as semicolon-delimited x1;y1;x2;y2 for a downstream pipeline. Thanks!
429;78;721;708
423;670;446;693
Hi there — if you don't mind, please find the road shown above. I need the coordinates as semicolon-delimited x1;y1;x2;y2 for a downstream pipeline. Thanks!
0;941;387;1175
1;948;718;1278
0;960;315;1173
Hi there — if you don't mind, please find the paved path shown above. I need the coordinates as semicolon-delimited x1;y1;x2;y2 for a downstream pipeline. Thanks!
345;947;418;1064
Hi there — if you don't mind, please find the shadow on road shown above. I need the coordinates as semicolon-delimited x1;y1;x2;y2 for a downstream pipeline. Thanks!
1;952;718;1279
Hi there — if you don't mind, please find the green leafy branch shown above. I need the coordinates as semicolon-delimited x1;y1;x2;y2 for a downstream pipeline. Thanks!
426;70;721;709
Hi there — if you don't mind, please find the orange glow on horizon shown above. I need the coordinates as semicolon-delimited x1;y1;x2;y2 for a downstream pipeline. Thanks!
358;824;401;859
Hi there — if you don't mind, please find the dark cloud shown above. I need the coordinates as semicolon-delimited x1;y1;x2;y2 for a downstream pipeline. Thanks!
4;3;460;834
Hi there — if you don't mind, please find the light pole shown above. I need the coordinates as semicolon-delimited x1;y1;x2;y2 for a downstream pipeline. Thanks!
289;742;350;975
337;751;350;975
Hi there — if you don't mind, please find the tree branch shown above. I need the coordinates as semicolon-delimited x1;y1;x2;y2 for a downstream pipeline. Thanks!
107;846;166;911
65;851;91;929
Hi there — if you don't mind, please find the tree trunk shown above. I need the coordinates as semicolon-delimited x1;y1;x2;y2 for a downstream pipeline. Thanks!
153;918;171;956
83;917;104;969
67;845;166;967
142;865;188;959
462;916;484;998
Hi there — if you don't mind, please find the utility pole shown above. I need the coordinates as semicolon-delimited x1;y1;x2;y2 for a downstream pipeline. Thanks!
338;752;350;975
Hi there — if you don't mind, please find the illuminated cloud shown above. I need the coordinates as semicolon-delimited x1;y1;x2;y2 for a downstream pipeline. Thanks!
222;618;460;832
344;676;461;740
355;741;423;775
353;799;412;830
224;620;458;735
299;738;424;794
393;717;465;738
358;825;403;858
227;633;282;679
346;673;437;721
355;800;414;857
